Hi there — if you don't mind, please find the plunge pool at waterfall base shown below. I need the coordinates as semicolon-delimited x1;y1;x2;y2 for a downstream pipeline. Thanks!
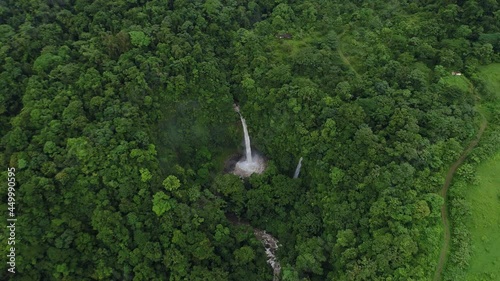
233;152;266;178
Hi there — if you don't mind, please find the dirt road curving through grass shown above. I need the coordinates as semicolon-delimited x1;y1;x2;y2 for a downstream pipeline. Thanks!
433;116;487;281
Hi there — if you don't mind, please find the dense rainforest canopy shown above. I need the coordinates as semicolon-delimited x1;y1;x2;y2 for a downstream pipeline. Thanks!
0;0;499;280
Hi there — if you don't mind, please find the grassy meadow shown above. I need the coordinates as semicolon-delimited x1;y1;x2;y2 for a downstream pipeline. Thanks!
463;152;500;281
462;63;500;280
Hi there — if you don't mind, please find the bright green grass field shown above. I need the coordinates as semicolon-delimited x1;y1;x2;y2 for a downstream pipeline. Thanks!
274;31;321;59
463;63;500;281
440;75;471;93
464;152;500;281
479;63;500;98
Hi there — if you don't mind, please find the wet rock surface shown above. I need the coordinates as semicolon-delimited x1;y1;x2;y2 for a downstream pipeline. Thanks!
226;213;281;281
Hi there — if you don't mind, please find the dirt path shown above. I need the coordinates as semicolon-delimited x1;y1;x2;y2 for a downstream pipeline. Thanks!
433;116;487;281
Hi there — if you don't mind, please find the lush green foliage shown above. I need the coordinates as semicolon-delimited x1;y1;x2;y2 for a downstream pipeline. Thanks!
0;0;499;280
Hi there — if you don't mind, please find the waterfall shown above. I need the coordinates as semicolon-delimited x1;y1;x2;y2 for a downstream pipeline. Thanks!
239;115;253;162
293;157;303;179
232;104;265;177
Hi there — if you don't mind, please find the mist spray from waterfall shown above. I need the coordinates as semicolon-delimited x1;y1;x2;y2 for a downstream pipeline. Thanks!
293;157;303;179
233;104;265;177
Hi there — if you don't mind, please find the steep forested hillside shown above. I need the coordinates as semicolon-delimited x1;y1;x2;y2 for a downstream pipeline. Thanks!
0;0;499;280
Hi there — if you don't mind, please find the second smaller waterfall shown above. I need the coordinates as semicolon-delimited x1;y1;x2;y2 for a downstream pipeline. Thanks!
293;157;303;179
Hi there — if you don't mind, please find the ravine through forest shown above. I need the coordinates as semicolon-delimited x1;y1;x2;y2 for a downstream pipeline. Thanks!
433;114;487;281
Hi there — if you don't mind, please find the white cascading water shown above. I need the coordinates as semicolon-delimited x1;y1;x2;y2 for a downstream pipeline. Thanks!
241;114;253;162
226;213;281;281
293;157;303;179
233;104;265;177
230;105;277;279
254;229;281;281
